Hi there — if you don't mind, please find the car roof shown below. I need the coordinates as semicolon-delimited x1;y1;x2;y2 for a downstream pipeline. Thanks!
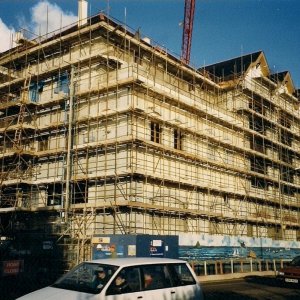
86;257;186;267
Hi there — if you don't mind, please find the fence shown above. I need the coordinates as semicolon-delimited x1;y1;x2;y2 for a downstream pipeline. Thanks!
189;258;291;277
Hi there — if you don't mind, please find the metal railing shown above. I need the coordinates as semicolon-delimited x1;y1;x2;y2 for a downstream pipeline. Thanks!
189;258;291;276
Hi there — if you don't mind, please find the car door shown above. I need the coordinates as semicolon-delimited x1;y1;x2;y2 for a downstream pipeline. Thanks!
104;266;146;300
167;263;203;300
140;264;173;300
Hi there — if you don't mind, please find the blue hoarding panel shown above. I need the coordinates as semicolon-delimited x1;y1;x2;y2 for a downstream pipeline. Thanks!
92;235;178;260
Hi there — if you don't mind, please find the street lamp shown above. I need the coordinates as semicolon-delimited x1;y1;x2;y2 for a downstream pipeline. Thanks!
278;166;300;240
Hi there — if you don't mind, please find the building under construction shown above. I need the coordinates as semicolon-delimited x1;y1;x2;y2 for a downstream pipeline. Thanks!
1;9;300;271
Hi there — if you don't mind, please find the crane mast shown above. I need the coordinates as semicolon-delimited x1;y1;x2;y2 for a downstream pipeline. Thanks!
181;0;195;64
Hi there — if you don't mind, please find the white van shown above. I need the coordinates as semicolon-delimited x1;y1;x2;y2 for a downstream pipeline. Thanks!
17;257;203;300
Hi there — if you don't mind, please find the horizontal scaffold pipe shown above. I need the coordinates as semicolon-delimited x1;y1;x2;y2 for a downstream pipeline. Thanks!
1;165;299;220
1;130;299;197
242;85;300;124
0;51;121;92
1;91;297;175
0;19;109;66
134;78;300;156
236;105;300;142
99;20;220;90
60;199;300;228
0;131;299;204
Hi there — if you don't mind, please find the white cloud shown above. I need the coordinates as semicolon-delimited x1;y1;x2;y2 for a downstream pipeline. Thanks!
30;1;77;36
0;18;15;52
0;1;77;53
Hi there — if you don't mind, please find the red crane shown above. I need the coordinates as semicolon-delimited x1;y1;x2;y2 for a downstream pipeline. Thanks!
181;0;196;64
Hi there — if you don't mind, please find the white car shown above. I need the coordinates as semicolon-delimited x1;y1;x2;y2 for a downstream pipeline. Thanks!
17;257;203;300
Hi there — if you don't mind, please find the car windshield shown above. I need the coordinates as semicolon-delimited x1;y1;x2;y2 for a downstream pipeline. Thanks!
52;262;118;294
290;256;300;267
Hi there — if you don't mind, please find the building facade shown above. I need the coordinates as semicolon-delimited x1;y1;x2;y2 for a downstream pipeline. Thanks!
0;13;300;268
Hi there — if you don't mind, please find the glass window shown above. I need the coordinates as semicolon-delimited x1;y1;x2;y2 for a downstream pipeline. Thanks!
29;83;38;102
290;256;300;267
54;71;69;95
168;263;196;286
29;81;44;102
106;266;141;295
52;262;117;294
150;122;161;143
124;267;142;292
141;264;172;291
174;129;183;150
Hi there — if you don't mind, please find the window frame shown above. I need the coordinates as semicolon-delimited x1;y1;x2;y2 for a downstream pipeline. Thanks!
150;121;161;143
106;266;142;296
174;128;183;150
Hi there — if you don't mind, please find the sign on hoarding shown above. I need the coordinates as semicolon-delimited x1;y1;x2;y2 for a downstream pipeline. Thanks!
2;260;23;276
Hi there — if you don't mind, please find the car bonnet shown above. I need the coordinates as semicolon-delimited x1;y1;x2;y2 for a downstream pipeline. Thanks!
16;286;99;300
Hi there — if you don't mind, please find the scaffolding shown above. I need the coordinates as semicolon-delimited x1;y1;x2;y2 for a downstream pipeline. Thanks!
0;13;300;270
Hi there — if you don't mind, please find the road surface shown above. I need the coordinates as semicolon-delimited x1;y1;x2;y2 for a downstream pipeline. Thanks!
201;276;300;299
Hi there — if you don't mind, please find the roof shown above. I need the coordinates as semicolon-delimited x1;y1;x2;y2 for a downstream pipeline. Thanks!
87;257;185;267
269;71;295;94
199;51;263;79
0;13;183;69
269;71;289;83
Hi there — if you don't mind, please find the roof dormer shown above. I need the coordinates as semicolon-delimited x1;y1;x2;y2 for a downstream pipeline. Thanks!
246;51;270;79
199;51;269;86
270;71;295;95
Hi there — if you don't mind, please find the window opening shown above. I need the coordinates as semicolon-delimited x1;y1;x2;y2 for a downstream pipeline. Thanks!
174;128;183;150
151;122;161;143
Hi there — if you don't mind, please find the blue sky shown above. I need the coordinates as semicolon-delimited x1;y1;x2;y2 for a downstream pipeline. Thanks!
0;0;299;87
